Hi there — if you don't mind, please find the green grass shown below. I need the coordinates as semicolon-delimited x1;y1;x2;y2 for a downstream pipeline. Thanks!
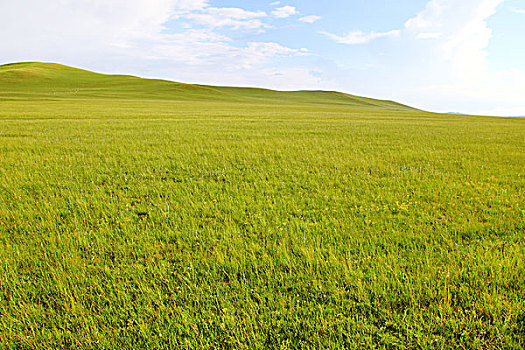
0;62;524;349
0;62;416;110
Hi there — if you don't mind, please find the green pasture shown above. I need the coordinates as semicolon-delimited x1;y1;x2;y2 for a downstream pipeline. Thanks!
0;63;524;349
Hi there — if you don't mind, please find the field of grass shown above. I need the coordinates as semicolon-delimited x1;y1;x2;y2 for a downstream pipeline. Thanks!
0;63;524;349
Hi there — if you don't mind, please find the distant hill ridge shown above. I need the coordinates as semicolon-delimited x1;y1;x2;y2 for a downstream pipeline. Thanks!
0;62;418;111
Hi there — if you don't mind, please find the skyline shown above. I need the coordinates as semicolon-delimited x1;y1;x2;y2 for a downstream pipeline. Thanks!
1;0;525;116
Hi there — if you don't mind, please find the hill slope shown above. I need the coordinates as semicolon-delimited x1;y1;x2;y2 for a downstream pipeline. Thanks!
0;62;417;111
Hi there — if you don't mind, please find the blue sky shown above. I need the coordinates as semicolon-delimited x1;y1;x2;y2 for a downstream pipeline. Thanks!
1;0;524;115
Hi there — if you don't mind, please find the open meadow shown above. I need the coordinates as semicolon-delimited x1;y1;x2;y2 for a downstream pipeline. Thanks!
0;63;524;349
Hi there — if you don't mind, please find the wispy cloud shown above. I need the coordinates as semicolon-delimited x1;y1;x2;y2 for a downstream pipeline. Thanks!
0;0;305;73
272;6;297;18
321;30;400;45
180;7;268;29
513;8;525;14
172;0;210;12
299;15;321;24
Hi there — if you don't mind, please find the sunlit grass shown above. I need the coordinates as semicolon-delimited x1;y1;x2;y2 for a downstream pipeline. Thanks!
0;63;524;349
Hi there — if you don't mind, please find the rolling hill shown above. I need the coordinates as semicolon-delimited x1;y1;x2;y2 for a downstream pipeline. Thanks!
0;62;417;111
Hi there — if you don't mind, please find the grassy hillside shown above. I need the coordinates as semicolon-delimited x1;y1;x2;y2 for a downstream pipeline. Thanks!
0;62;524;349
0;62;416;111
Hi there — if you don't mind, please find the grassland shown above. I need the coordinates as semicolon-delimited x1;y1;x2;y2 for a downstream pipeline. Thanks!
0;62;524;349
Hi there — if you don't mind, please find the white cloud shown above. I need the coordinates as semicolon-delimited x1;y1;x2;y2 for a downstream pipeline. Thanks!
0;0;304;77
405;0;504;78
513;8;525;14
404;0;444;31
181;7;268;29
317;0;523;115
172;0;209;11
0;0;178;54
417;32;442;39
299;15;321;24
396;0;525;115
270;1;281;5
272;6;297;18
146;35;302;71
321;30;400;45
